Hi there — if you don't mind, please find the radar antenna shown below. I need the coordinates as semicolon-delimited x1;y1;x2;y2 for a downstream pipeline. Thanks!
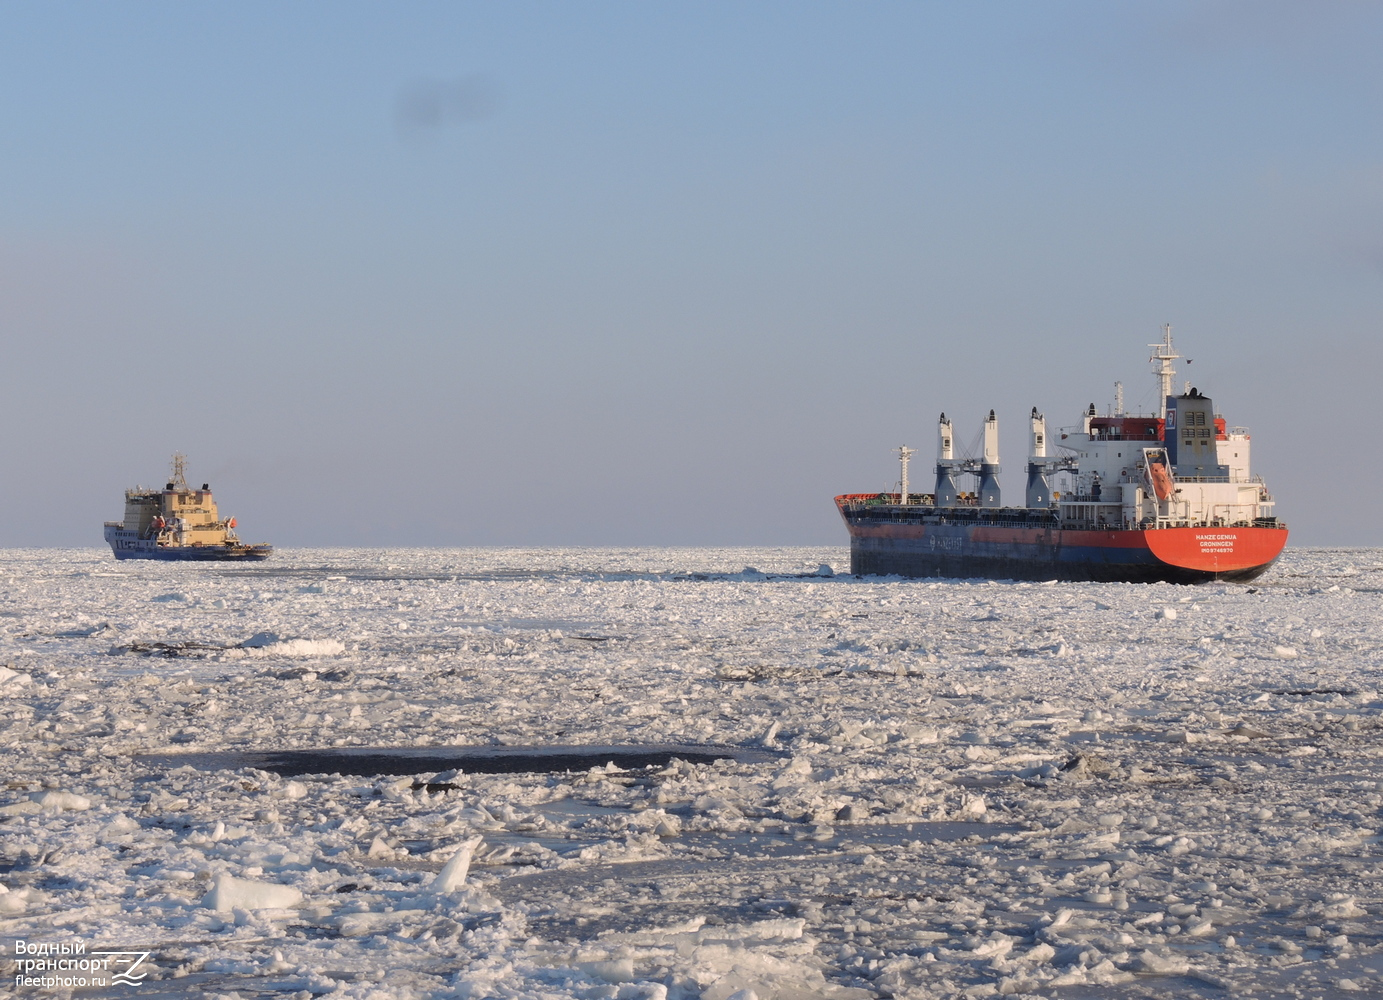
1148;324;1179;420
170;453;189;490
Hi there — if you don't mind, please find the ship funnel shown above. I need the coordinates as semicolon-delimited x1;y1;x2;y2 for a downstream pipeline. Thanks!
978;411;1002;508
1026;408;1052;508
934;413;959;506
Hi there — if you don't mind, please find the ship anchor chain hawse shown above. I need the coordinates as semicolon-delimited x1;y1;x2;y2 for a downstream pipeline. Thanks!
836;328;1287;584
103;454;272;561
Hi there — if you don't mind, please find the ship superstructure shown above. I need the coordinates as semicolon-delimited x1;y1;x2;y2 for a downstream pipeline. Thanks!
836;329;1287;583
103;454;272;561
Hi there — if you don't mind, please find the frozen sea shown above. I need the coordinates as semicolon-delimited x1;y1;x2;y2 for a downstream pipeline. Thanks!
1;546;1381;1000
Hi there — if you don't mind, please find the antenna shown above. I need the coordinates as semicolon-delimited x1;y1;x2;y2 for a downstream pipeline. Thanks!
170;453;188;490
1114;381;1124;417
1148;324;1179;420
895;445;916;505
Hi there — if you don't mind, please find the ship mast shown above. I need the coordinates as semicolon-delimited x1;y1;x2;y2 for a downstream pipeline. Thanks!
1148;324;1179;420
170;453;189;490
895;445;915;505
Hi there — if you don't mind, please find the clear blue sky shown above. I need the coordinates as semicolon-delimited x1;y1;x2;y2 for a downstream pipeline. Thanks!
2;2;1380;546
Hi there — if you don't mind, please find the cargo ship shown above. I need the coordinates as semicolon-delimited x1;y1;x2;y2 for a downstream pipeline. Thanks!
836;329;1287;583
104;455;272;561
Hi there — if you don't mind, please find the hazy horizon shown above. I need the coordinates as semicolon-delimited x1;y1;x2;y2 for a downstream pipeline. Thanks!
4;2;1381;547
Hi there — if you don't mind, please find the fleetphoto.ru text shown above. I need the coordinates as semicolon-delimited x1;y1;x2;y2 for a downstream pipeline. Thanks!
8;938;153;991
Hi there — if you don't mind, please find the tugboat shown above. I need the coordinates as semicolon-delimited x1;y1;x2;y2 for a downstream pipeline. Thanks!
103;455;272;561
835;328;1287;583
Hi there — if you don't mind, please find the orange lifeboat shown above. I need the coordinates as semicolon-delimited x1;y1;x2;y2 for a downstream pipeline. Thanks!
1148;461;1175;501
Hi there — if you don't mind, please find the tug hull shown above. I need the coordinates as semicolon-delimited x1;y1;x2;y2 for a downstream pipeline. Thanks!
104;526;272;561
838;500;1287;584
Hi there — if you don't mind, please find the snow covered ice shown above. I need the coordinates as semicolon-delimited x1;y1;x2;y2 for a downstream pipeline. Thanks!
1;546;1381;999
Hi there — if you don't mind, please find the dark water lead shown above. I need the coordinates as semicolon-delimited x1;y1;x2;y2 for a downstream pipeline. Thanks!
135;743;780;778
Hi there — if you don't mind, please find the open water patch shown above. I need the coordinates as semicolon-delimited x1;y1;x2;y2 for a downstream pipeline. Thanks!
135;742;780;777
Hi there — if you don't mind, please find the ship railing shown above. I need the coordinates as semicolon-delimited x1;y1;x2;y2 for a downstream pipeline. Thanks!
841;504;1286;531
841;494;982;508
1084;432;1163;442
841;504;1061;525
1139;517;1287;531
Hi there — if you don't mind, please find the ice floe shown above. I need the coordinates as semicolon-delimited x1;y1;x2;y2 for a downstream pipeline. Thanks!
0;545;1380;998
